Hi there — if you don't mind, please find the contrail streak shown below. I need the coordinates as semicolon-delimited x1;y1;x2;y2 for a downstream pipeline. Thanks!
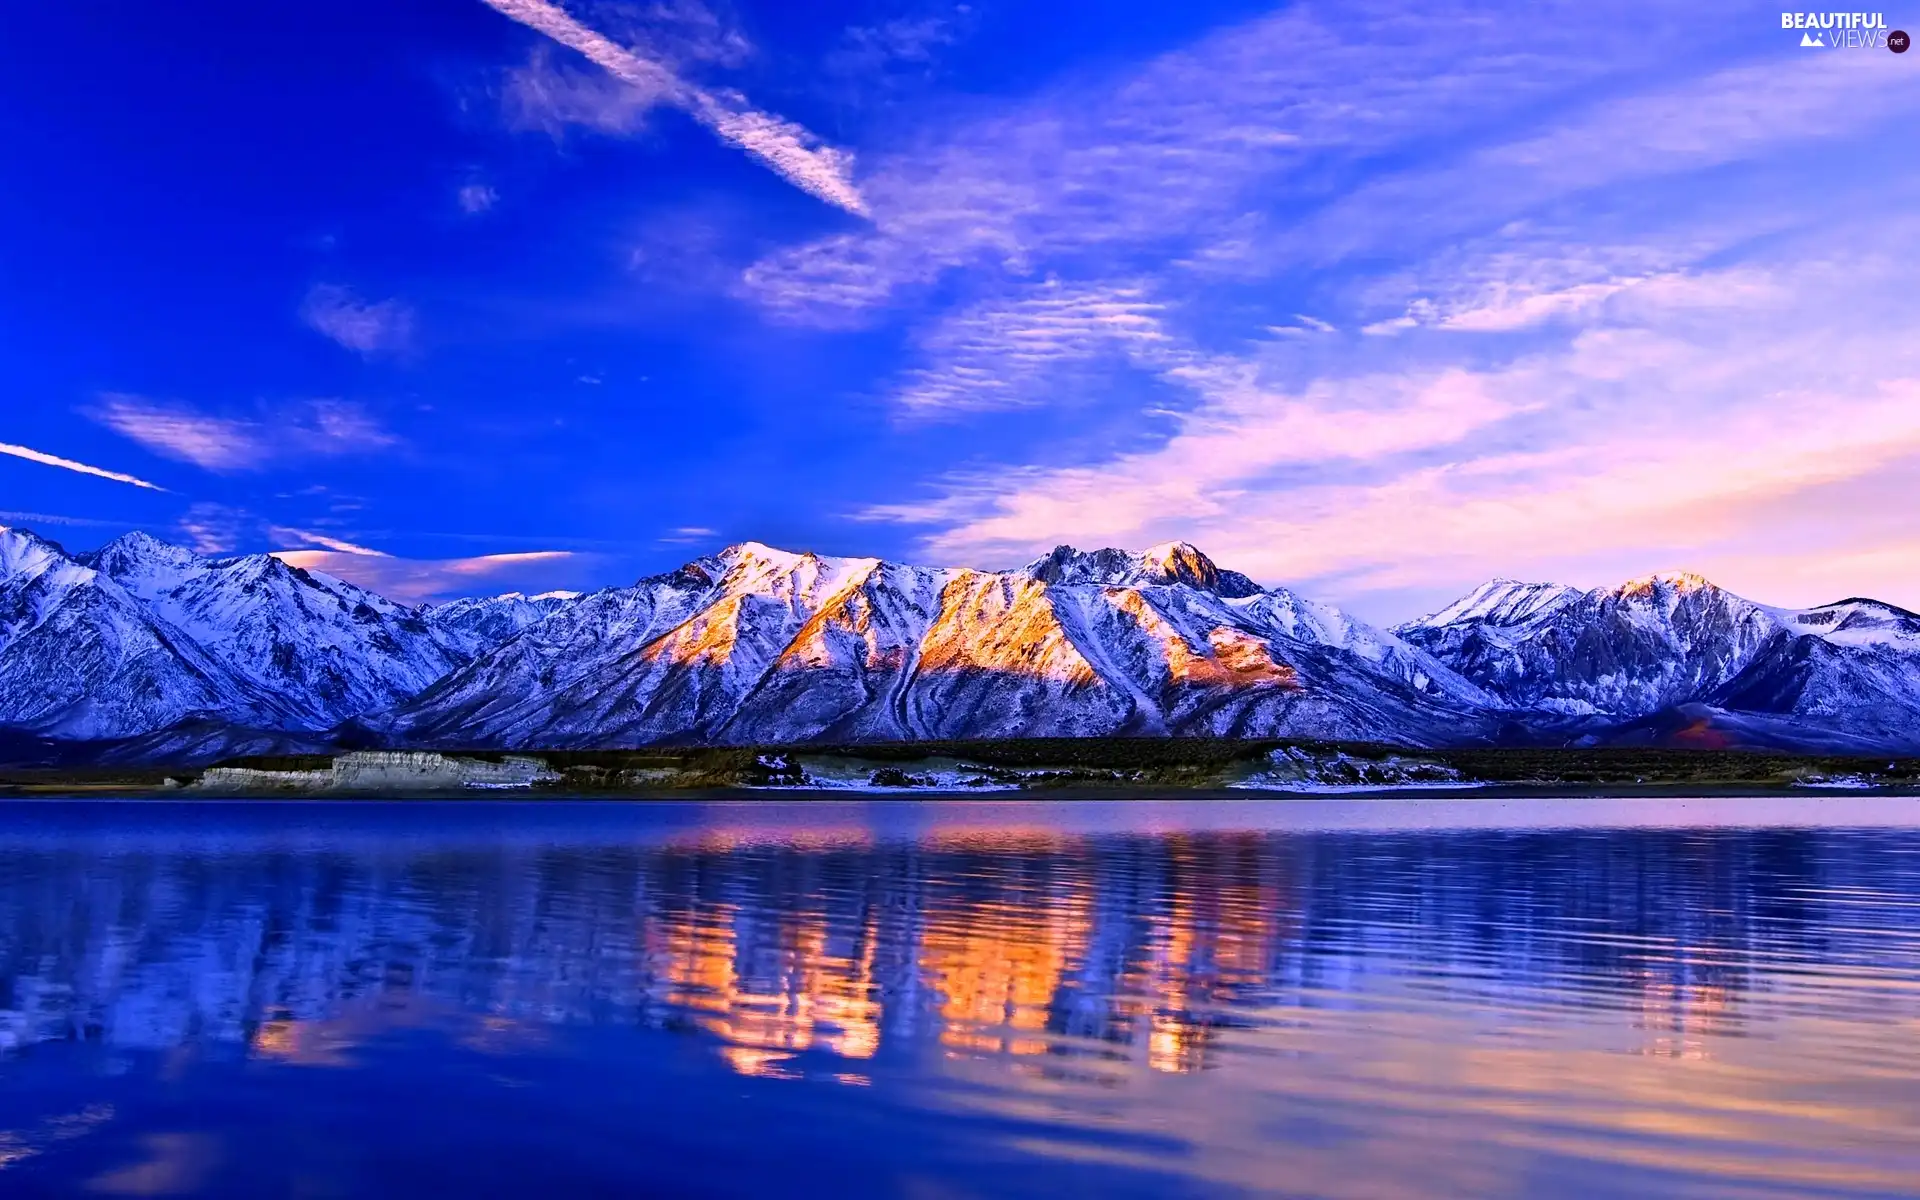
0;440;168;491
478;0;869;216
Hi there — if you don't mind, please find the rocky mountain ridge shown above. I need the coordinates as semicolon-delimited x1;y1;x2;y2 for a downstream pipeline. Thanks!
3;524;1917;761
1396;572;1920;750
370;540;1489;749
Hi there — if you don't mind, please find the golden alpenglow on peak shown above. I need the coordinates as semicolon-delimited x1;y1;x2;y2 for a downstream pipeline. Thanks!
1615;571;1718;598
1138;540;1222;585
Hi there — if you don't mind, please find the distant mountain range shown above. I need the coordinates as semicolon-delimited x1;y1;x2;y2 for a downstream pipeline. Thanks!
2;524;1916;764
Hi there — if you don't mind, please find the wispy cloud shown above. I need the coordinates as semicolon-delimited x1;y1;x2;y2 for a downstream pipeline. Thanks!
271;546;581;603
893;282;1169;415
300;285;416;357
1268;315;1338;337
477;0;868;216
1362;271;1783;336
90;397;265;470
0;440;167;491
738;0;1918;336
504;45;661;136
176;502;248;554
658;525;716;545
167;508;400;560
740;0;1702;327
823;10;969;86
871;226;1920;611
88;395;399;472
800;0;1920;614
268;526;392;557
867;364;1527;540
457;181;498;214
443;550;575;572
0;510;136;529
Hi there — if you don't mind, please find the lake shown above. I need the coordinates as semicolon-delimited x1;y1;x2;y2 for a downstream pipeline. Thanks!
1;795;1918;1197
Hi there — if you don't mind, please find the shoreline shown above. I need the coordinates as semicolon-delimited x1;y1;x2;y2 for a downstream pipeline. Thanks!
6;781;1920;802
5;739;1918;802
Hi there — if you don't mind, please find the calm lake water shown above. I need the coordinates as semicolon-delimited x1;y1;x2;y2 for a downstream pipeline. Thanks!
2;795;1919;1198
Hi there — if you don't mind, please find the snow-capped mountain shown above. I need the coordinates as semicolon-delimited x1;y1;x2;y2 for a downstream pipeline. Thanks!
0;528;282;739
1023;542;1264;596
8;523;1920;760
1704;596;1920;745
1399;574;1920;747
375;541;1490;748
78;531;473;729
422;590;579;654
1395;574;1783;716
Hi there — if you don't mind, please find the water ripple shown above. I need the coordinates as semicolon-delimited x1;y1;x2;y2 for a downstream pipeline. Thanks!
0;797;1916;1196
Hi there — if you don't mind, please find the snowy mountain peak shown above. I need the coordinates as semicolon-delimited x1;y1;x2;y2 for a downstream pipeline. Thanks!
1398;570;1868;725
0;526;78;581
1136;541;1256;593
0;529;287;740
7;522;1920;757
423;588;581;651
1775;596;1920;649
1613;571;1718;599
86;529;201;570
706;542;882;607
374;532;1492;750
1415;572;1740;637
1818;596;1920;617
78;532;209;600
715;541;830;575
1022;543;1262;597
1409;579;1582;629
221;552;297;584
1023;544;1132;586
71;531;471;729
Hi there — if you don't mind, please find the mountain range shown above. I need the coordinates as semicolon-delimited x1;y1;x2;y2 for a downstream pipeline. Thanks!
2;524;1916;763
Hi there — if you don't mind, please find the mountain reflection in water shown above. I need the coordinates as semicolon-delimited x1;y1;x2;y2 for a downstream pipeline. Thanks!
1;796;1918;1197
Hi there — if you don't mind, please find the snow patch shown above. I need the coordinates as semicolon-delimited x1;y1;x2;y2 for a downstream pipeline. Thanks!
1790;773;1886;790
1232;746;1472;792
764;756;1022;792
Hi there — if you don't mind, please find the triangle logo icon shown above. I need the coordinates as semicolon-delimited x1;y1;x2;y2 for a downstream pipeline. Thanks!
1800;30;1824;45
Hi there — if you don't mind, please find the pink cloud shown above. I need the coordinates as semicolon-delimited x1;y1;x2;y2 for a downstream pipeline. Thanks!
863;209;1920;613
300;285;416;357
271;548;581;603
865;365;1528;548
88;396;398;472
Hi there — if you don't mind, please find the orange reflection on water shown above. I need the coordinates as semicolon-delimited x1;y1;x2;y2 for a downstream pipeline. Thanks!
246;1016;358;1068
1631;971;1734;1061
644;835;1296;1080
0;1104;115;1174
650;897;882;1074
665;824;875;854
920;885;1094;1060
653;903;741;1033
1122;838;1294;1073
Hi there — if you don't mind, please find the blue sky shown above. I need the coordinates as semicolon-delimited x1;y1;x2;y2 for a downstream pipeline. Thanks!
2;0;1916;621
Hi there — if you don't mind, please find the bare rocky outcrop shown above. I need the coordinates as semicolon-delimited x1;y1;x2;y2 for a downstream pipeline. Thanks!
194;751;559;794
